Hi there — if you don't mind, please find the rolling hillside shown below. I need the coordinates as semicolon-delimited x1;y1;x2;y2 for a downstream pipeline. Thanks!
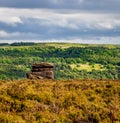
0;43;120;80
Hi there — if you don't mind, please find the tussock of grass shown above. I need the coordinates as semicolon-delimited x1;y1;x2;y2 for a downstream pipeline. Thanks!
0;79;120;123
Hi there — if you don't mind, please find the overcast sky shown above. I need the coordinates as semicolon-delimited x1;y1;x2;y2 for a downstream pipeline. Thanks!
0;0;120;44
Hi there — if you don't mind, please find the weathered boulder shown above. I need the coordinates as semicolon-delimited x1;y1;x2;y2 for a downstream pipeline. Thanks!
27;62;54;79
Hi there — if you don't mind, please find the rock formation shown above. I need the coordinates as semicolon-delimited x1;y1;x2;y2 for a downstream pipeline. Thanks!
27;62;54;79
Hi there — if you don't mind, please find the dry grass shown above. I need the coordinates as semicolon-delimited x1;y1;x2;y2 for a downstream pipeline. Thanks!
0;79;120;123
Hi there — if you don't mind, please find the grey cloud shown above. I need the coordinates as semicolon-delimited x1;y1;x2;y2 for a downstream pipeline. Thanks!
0;17;120;40
0;0;120;13
0;1;120;44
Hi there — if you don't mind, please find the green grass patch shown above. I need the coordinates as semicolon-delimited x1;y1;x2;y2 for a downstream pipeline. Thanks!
70;63;106;71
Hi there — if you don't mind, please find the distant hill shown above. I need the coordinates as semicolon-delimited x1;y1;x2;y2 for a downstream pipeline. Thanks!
0;79;119;122
0;43;120;80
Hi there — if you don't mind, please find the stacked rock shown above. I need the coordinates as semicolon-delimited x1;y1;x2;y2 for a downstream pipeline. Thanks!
27;62;54;79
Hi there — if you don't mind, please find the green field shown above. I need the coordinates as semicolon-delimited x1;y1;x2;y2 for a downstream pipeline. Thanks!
70;63;106;72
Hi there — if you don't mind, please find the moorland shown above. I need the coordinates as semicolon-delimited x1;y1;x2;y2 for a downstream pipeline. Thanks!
0;79;119;123
0;42;120;123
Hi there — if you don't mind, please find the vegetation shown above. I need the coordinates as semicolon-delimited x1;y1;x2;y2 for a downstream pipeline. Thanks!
70;63;106;72
0;79;119;123
0;42;119;122
0;42;120;80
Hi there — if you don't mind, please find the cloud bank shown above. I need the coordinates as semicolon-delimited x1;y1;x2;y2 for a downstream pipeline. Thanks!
0;0;120;44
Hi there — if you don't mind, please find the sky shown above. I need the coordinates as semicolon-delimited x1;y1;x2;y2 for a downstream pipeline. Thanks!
0;0;120;44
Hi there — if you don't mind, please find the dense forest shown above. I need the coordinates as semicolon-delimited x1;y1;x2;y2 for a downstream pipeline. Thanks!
0;42;120;80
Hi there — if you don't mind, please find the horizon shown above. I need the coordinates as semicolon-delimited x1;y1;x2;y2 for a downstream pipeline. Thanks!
0;40;120;45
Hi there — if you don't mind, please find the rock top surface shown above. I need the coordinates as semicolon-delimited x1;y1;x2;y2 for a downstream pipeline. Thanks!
32;62;54;68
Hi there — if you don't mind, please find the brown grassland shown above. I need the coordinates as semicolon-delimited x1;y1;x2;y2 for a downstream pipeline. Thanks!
0;79;120;123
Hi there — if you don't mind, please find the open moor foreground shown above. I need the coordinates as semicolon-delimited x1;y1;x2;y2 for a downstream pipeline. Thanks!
0;79;119;123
